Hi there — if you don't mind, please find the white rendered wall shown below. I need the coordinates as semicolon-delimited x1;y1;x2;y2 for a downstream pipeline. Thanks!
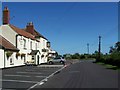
1;25;17;46
40;38;48;63
0;49;4;68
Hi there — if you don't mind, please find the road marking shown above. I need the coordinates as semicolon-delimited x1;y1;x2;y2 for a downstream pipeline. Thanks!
35;76;47;78
0;79;38;84
39;82;44;85
27;65;67;90
25;70;35;72
4;74;47;78
16;72;42;75
34;70;55;72
37;65;63;68
4;74;31;77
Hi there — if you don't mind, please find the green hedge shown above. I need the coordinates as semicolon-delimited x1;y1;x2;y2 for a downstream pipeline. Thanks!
96;52;120;67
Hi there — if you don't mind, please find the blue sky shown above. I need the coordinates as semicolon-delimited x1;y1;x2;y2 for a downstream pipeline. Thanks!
2;2;118;55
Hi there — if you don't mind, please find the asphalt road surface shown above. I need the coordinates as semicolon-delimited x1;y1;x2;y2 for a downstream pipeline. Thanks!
33;60;118;89
1;65;63;89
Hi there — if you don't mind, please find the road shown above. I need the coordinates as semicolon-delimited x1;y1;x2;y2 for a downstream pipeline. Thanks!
2;65;64;89
1;60;119;89
32;60;118;89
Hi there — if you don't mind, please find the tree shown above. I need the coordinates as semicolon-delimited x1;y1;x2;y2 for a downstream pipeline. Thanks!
56;55;62;58
63;54;72;60
71;53;80;59
115;42;120;52
109;42;120;53
80;54;85;59
109;46;115;53
109;42;120;66
93;50;104;62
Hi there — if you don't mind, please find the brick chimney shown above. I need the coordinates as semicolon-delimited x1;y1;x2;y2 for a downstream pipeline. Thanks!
26;22;34;35
3;7;10;24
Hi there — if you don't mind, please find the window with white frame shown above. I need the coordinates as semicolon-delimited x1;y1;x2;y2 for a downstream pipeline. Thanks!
43;40;45;48
23;39;26;49
36;43;37;50
30;41;32;50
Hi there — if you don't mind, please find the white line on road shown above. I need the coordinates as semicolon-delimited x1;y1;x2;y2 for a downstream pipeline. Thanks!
16;72;42;75
25;70;35;72
0;79;38;84
35;76;47;78
27;65;68;90
37;65;63;68
4;74;31;77
4;74;48;78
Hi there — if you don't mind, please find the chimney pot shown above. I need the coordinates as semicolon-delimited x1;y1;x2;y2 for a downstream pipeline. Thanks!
29;22;33;25
4;7;8;10
3;6;10;24
26;22;34;35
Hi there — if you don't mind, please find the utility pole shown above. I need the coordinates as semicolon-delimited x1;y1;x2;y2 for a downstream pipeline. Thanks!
98;36;101;61
87;43;89;54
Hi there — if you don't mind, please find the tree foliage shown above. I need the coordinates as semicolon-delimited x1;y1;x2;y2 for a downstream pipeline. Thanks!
63;53;94;60
63;42;120;67
96;42;120;67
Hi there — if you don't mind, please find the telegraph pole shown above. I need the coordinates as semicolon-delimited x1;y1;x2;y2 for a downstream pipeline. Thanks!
98;36;101;61
87;43;89;54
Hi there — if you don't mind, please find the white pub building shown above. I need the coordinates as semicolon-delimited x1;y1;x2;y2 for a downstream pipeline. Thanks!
0;7;57;68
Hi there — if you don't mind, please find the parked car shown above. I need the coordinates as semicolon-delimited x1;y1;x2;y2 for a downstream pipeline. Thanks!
48;57;66;65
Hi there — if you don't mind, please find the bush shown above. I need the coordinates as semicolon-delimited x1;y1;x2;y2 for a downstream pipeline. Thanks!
110;52;120;66
71;53;80;59
98;52;120;67
80;54;85;59
94;42;120;67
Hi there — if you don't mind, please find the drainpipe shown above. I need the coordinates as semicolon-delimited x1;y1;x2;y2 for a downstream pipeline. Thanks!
4;50;5;68
16;35;19;48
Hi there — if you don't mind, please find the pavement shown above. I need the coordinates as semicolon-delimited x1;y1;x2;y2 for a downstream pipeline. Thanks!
32;60;118;89
1;63;65;89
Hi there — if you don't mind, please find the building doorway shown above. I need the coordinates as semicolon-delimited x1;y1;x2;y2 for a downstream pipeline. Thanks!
37;55;39;65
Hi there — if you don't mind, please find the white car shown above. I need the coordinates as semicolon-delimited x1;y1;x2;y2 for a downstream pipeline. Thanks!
48;57;66;65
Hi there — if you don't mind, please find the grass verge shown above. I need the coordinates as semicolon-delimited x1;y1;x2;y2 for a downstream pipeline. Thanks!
96;62;120;70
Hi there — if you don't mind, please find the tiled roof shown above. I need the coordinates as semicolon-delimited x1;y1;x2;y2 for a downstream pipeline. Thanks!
9;24;36;40
0;35;19;51
23;28;47;40
34;30;48;40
